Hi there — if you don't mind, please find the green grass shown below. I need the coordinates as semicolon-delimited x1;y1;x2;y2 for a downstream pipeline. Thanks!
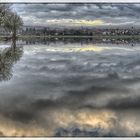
19;35;140;39
18;35;96;39
1;35;140;40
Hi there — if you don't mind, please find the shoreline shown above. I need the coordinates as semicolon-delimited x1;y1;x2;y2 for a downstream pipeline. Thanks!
0;35;140;39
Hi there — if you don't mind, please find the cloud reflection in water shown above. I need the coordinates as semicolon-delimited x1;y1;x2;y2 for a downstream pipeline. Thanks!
0;40;140;136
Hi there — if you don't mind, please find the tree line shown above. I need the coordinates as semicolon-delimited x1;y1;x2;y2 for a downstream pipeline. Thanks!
22;26;139;36
0;4;23;39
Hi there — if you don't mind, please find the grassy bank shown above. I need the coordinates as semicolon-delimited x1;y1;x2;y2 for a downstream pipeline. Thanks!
19;35;140;40
1;35;140;40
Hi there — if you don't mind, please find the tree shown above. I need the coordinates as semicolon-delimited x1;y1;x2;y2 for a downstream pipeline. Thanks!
0;4;10;26
4;12;23;39
0;40;23;81
0;4;23;39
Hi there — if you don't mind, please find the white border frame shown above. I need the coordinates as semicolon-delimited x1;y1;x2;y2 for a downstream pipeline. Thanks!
0;0;140;139
0;0;140;3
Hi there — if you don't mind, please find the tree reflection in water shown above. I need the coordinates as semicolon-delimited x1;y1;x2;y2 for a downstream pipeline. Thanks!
0;39;23;81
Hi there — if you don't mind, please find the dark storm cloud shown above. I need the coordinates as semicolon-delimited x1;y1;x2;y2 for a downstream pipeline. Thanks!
2;42;140;124
54;126;109;137
0;74;138;124
12;3;140;26
27;75;140;112
19;4;139;18
106;96;140;109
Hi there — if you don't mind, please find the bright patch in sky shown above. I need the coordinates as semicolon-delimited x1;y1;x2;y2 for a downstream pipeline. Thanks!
45;19;104;26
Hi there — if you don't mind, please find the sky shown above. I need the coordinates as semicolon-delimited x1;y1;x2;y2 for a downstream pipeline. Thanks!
11;3;140;27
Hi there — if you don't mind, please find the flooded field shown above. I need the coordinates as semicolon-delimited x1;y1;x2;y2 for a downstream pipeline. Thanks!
0;38;140;136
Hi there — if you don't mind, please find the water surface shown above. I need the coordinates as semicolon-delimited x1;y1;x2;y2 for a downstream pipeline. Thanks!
0;39;140;136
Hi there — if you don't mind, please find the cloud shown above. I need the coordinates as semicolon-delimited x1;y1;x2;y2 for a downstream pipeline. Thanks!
54;126;110;137
11;4;140;27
